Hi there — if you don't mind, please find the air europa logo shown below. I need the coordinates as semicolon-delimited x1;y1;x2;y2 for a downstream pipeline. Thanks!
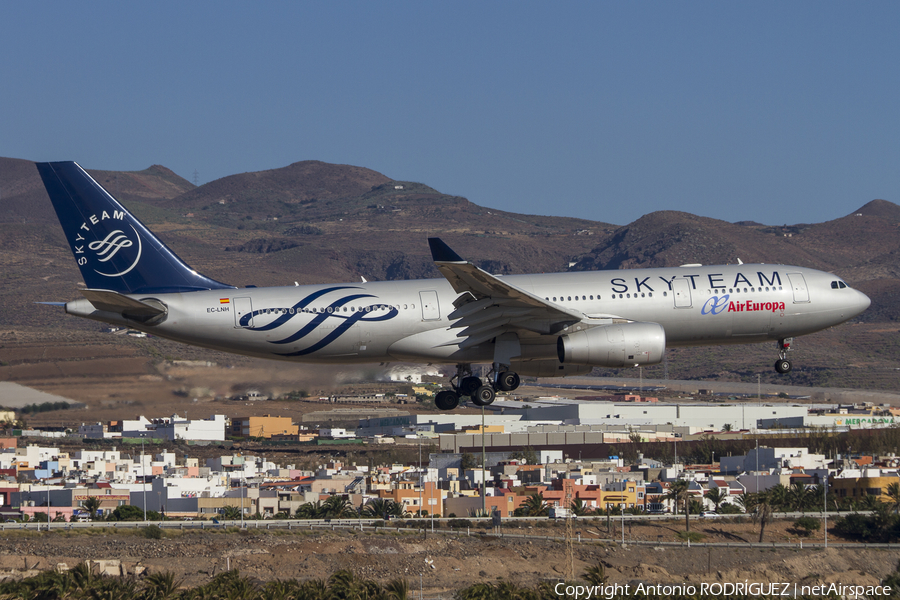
702;295;786;315
72;211;143;277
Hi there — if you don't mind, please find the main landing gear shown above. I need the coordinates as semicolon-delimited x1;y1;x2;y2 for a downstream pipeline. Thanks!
774;338;793;374
433;363;521;411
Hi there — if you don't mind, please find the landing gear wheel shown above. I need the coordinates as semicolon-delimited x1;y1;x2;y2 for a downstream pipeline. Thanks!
497;371;520;392
472;385;496;406
459;376;482;396
435;390;460;411
774;359;792;374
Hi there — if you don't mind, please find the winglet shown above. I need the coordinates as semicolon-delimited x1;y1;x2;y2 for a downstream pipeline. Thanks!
428;238;464;262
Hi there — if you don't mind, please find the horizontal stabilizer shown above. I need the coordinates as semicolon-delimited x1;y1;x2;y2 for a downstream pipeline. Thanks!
80;289;166;318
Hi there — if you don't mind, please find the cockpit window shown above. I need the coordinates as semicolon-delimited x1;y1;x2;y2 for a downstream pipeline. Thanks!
831;280;848;289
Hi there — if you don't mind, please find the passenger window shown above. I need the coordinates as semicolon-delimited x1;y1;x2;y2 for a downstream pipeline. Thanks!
567;296;571;301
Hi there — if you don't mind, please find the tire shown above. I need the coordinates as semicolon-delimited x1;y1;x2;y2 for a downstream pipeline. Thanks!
434;391;460;411
459;376;482;396
472;385;495;406
497;371;520;392
774;359;792;374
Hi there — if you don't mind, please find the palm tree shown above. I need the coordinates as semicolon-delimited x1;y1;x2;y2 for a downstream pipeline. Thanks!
221;505;242;520
295;501;321;519
143;571;182;600
886;482;900;514
666;480;691;531
328;569;361;600
521;493;549;517
582;563;608;586
362;498;405;519
767;484;789;511
570;498;590;516
753;491;776;543
320;495;357;519
704;487;727;513
385;578;410;600
736;492;755;514
788;481;811;512
297;579;329;600
82;496;102;521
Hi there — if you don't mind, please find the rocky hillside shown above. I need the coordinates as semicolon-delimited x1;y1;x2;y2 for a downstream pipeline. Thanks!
1;156;897;388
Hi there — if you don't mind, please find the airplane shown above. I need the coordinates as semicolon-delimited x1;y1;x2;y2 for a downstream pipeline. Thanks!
36;161;871;411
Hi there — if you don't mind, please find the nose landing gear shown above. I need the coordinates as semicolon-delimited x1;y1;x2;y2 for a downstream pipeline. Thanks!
774;338;793;374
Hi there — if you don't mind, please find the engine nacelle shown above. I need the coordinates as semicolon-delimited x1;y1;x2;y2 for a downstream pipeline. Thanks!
557;322;666;368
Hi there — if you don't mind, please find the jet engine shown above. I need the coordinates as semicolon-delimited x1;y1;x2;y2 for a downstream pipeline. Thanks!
557;322;666;367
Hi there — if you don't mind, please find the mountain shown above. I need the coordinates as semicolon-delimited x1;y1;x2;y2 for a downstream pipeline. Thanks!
1;156;897;390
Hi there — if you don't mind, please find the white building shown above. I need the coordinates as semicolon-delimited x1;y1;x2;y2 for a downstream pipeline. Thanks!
120;414;226;441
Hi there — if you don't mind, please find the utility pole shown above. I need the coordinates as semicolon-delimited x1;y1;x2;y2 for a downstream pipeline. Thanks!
141;435;147;523
418;436;422;518
481;405;486;515
564;479;574;581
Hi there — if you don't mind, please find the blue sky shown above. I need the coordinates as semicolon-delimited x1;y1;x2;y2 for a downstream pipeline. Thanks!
2;3;898;226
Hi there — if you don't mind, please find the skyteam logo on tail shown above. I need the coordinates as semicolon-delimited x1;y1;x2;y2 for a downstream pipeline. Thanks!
74;211;143;277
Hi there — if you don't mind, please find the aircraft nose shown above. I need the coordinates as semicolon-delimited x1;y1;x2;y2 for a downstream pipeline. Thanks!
858;290;872;313
851;289;871;317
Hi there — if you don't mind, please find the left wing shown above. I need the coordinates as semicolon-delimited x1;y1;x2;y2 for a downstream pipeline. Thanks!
428;238;586;348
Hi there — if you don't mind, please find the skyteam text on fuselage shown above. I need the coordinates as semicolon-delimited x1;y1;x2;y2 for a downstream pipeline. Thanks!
37;162;871;411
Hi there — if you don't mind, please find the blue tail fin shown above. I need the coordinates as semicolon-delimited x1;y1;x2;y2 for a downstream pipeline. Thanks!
37;161;234;294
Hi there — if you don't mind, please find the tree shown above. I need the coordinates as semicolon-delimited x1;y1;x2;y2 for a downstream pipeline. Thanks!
221;505;242;520
110;505;160;521
521;493;549;517
886;482;900;514
582;563;608;586
704;487;727;513
460;453;478;471
666;480;691;531
82;497;101;521
767;484;789;511
143;572;182;600
320;495;357;519
570;498;590;517
752;492;776;543
788;481;812;512
295;501;321;519
362;498;405;519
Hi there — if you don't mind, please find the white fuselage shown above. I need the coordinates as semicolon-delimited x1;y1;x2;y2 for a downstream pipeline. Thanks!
66;263;870;366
